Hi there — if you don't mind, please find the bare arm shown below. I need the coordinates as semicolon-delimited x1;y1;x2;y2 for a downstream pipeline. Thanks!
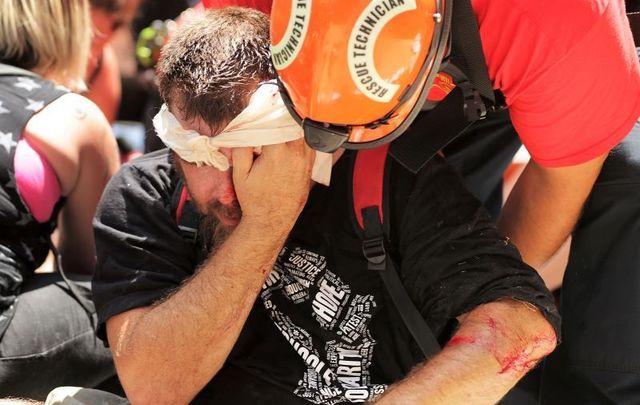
106;141;314;404
24;93;119;274
374;300;557;404
497;154;607;269
108;219;291;404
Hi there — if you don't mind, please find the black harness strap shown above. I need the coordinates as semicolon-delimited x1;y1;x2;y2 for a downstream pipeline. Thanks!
354;146;441;359
390;0;495;174
49;240;95;319
362;207;441;359
449;0;495;102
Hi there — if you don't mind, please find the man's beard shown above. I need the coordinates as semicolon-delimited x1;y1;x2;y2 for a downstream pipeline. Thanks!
172;153;242;254
198;200;242;255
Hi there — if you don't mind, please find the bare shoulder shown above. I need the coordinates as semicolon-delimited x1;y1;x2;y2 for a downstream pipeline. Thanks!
29;92;111;144
23;92;112;151
24;92;119;194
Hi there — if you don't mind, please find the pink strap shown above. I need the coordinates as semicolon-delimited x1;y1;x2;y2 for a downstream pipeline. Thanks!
14;139;61;223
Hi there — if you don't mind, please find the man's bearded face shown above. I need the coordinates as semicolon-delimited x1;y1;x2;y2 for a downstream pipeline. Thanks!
197;206;237;254
206;197;242;228
169;104;245;251
173;154;242;252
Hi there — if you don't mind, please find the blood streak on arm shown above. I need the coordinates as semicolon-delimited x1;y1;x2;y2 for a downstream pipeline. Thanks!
446;335;477;346
497;332;557;374
446;313;556;375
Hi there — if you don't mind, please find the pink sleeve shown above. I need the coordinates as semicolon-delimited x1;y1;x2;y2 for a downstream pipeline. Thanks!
474;0;640;167
14;139;62;223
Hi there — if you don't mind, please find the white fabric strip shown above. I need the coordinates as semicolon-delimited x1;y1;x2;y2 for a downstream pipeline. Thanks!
153;82;333;185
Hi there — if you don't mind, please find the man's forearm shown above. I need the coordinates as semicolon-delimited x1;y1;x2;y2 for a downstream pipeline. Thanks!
497;154;606;269
374;301;556;404
107;219;290;404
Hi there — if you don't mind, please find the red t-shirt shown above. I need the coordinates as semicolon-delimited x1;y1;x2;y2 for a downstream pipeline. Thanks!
203;0;272;14
473;0;640;167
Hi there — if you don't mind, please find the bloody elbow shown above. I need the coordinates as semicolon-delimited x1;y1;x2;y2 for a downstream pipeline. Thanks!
449;302;559;376
497;316;557;375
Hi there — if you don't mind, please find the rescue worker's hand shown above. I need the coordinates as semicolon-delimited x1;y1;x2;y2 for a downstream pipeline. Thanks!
232;139;315;231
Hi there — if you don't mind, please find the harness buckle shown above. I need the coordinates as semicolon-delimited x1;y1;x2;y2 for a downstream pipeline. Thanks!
178;225;198;243
460;82;487;121
362;236;386;271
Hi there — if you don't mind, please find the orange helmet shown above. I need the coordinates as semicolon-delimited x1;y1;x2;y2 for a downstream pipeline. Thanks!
270;0;451;152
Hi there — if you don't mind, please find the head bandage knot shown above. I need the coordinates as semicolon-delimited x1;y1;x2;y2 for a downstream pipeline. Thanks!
152;81;333;185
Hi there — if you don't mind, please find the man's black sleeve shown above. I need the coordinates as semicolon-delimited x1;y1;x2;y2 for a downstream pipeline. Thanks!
92;156;196;340
396;156;561;340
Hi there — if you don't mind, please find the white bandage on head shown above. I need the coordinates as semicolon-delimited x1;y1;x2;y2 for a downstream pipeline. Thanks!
152;81;333;185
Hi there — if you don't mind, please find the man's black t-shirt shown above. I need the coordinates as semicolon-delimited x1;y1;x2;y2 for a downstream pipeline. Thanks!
93;148;560;404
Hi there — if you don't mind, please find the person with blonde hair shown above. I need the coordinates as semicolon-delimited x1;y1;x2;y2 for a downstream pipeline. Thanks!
0;0;119;399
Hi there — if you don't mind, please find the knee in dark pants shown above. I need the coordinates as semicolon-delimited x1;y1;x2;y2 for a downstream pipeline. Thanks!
0;274;115;400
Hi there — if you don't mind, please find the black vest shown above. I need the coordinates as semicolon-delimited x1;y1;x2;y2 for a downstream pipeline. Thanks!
0;65;67;336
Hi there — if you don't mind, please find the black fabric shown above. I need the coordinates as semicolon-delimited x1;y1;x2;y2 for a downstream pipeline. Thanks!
360;169;441;358
191;363;309;405
378;255;441;360
540;121;640;405
628;7;639;46
390;87;478;174
0;273;114;400
92;150;195;333
443;108;522;219
93;148;559;404
440;50;640;403
0;70;67;337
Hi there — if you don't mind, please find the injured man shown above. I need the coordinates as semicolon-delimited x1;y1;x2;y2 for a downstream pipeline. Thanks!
89;7;560;404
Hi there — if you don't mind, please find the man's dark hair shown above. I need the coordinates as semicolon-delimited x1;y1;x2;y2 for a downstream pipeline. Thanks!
156;7;275;128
